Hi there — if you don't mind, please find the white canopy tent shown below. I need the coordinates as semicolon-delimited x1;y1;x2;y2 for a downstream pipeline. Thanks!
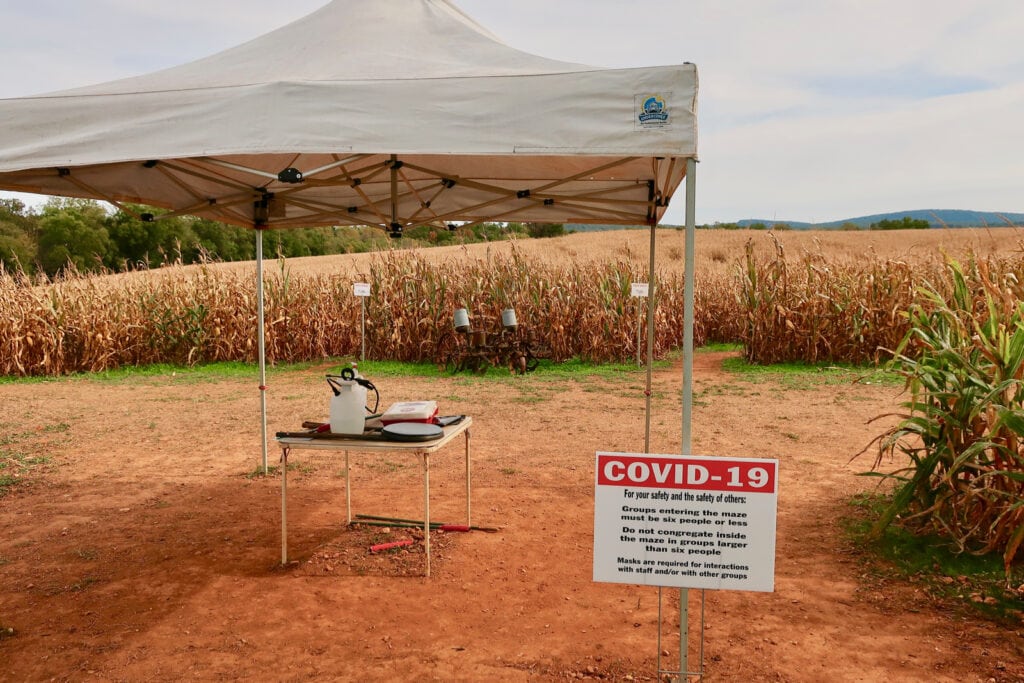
0;0;700;673
0;0;699;466
0;0;696;229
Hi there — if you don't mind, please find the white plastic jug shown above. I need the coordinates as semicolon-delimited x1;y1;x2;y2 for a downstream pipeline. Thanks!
327;374;367;435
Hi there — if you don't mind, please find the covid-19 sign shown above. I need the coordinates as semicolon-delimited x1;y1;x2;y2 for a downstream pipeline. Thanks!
593;452;779;592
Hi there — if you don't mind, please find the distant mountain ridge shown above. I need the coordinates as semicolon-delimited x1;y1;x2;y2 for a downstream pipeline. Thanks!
735;209;1024;229
565;209;1024;232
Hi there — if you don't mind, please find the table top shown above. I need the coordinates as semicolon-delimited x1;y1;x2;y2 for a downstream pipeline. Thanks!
276;416;472;453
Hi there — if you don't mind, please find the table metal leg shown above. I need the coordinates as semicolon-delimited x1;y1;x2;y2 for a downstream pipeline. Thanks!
465;429;472;526
281;446;290;566
345;450;351;525
422;451;430;577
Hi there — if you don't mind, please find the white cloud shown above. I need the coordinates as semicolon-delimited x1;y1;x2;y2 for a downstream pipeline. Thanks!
1;0;1021;224
700;81;1024;223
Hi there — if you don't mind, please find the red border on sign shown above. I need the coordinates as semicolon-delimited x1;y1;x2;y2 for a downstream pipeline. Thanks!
596;454;777;493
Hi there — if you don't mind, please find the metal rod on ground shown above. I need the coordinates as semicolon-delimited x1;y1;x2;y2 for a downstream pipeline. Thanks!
357;513;438;525
356;520;479;532
354;514;499;532
357;519;431;529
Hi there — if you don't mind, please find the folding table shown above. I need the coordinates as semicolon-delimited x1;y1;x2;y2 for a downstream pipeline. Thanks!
275;417;472;576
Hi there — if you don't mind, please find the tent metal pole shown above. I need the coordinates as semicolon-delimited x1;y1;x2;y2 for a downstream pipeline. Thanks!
682;158;696;474
256;226;269;475
647;219;669;680
389;154;399;232
644;223;656;452
644;183;662;679
680;157;698;680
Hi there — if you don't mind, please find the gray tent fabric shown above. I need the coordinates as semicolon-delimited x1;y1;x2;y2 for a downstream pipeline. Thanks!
0;0;697;230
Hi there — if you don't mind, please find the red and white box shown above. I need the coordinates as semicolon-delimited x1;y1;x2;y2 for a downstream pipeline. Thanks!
381;401;439;425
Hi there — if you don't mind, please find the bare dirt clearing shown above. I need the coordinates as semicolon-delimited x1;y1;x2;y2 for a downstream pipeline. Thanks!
2;348;1023;682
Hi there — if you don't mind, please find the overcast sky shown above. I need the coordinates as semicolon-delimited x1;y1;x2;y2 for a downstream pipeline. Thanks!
1;0;1021;225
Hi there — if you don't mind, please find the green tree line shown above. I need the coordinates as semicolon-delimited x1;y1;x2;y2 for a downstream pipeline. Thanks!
0;198;564;276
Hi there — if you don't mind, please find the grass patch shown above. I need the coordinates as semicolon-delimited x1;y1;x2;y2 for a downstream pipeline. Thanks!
721;356;900;388
0;360;317;385
345;359;447;378
0;423;68;448
695;382;751;399
843;493;1024;624
2;354;671;386
244;463;299;479
698;342;744;353
511;394;549;404
0;428;62;497
0;474;16;495
370;356;664;386
365;459;405;475
68;576;100;592
520;358;664;382
90;360;289;384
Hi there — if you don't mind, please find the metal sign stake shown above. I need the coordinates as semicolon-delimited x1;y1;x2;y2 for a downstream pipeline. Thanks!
659;156;701;683
353;282;371;361
632;282;649;368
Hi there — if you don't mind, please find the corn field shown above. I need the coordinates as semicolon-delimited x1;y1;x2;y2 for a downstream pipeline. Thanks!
739;234;927;365
863;256;1024;578
4;235;1024;378
0;248;739;376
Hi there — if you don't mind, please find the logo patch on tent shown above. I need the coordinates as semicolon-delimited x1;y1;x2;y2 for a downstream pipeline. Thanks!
635;93;671;129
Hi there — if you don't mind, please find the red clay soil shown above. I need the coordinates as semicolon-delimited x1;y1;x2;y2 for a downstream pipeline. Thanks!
1;351;1022;682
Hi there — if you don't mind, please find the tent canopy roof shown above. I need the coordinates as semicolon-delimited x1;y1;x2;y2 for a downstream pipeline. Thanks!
0;0;697;230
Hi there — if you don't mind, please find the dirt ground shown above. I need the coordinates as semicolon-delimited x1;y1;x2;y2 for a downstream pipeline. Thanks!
2;350;1023;682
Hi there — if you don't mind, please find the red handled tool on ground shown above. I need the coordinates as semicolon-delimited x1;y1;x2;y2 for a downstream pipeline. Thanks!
369;538;414;553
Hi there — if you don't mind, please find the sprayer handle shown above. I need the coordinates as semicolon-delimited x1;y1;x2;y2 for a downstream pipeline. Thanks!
325;374;344;396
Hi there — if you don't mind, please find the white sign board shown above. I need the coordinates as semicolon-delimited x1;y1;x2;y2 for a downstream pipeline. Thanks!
630;282;649;297
353;282;371;297
593;452;778;592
